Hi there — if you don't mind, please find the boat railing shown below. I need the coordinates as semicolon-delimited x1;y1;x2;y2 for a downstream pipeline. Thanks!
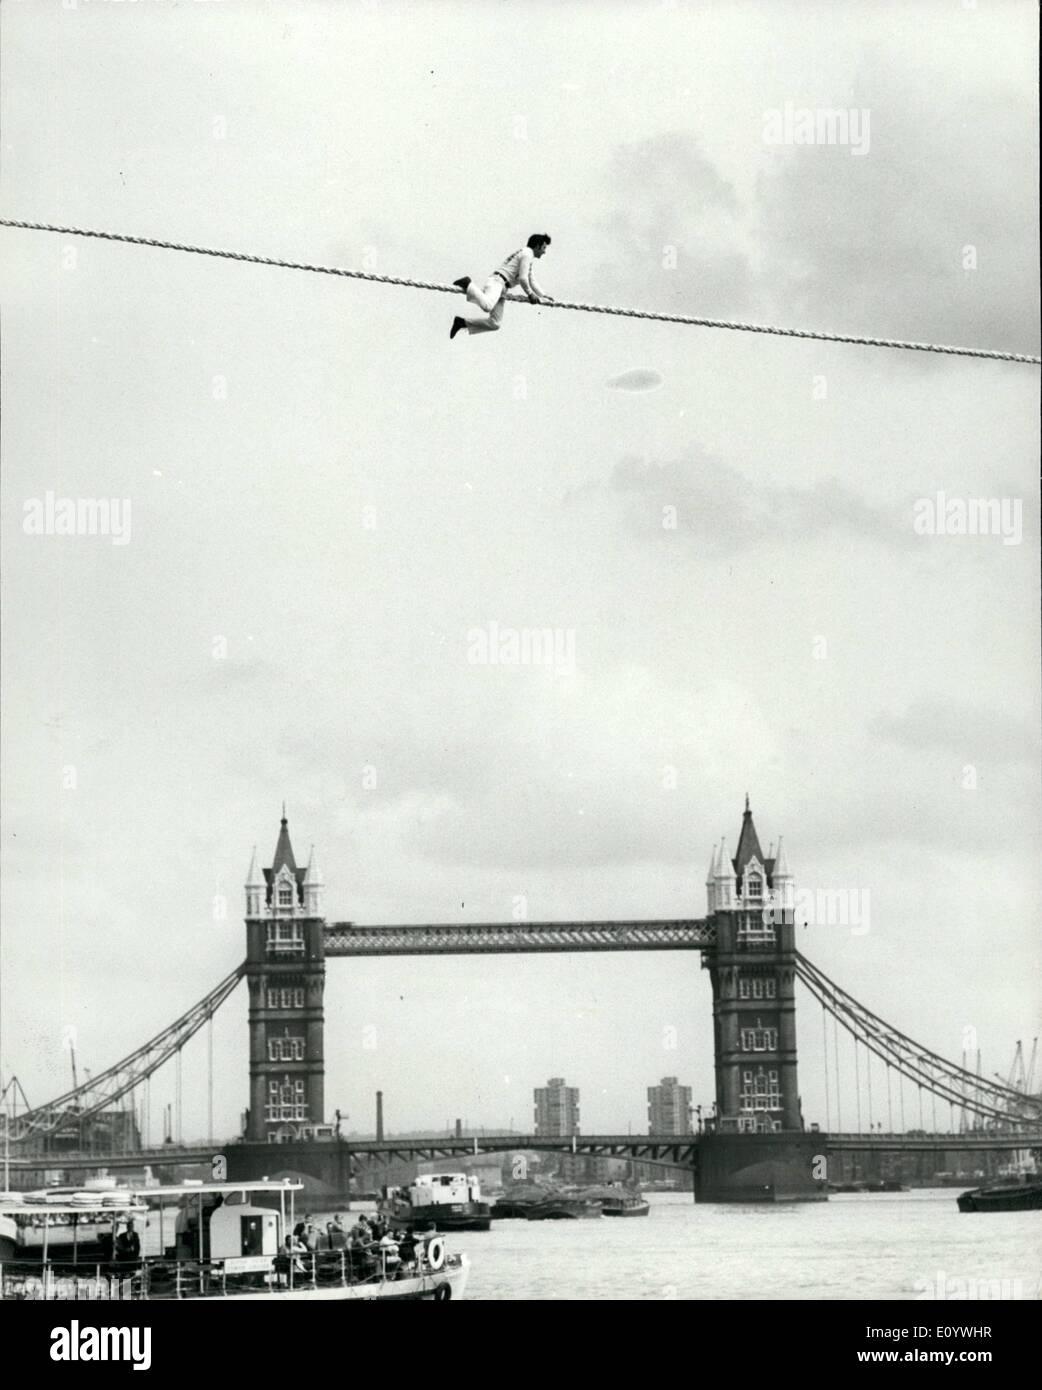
0;1247;454;1300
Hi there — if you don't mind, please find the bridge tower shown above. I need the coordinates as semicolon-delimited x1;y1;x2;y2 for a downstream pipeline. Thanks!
703;798;800;1133
243;814;327;1142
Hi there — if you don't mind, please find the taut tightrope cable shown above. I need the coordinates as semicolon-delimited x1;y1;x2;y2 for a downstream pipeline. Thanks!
2;218;1039;364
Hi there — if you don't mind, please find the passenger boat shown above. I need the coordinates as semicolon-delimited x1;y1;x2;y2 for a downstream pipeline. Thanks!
0;1180;468;1301
0;1185;142;1262
957;1178;1042;1213
379;1172;491;1232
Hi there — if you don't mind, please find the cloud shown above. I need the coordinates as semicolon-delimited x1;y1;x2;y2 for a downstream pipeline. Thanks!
605;368;663;392
591;65;1039;358
568;449;913;553
756;68;1040;357
590;132;755;316
869;699;1040;767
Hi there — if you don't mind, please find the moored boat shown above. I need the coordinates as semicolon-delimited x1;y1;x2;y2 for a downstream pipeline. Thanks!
491;1183;558;1218
957;1178;1042;1213
490;1197;535;1219
525;1196;602;1220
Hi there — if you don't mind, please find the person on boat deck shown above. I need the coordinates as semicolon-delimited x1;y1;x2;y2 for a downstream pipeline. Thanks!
450;234;554;339
350;1221;378;1276
396;1229;416;1270
115;1220;140;1262
379;1229;401;1277
413;1222;435;1267
278;1233;307;1279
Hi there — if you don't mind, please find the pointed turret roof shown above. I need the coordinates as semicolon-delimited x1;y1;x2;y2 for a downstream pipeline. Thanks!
303;844;324;886
245;846;263;888
773;836;791;878
733;797;775;882
714;838;735;880
263;811;307;904
272;813;298;874
706;842;719;883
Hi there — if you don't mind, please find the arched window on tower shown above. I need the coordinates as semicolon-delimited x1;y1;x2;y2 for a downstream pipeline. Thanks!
278;882;294;909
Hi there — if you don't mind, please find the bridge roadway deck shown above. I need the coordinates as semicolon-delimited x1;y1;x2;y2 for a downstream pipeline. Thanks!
7;1130;1039;1173
323;919;715;955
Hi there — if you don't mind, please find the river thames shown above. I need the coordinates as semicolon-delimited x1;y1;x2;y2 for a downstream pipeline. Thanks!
323;1191;1039;1301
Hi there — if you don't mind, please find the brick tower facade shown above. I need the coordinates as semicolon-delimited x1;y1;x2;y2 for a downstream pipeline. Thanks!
703;798;801;1133
244;814;326;1141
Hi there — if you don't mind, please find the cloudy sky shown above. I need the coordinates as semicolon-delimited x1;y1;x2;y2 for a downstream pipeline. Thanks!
1;0;1039;1142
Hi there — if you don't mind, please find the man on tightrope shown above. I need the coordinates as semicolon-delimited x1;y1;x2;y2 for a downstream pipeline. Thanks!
450;233;554;338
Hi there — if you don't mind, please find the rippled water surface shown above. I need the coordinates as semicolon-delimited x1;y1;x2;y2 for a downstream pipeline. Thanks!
326;1191;1040;1301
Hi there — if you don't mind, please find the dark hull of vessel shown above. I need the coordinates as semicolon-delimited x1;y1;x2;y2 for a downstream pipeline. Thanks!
382;1200;492;1233
601;1200;650;1216
490;1201;534;1219
830;1181;908;1194
525;1201;601;1220
957;1182;1042;1213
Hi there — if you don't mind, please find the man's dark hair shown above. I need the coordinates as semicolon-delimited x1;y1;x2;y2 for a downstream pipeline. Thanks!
527;233;552;250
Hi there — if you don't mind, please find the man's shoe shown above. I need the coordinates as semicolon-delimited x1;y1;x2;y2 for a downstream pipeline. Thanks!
452;277;471;292
450;316;466;339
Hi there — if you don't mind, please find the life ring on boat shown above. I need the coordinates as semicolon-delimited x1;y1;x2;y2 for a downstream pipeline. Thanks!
426;1236;446;1271
432;1280;452;1301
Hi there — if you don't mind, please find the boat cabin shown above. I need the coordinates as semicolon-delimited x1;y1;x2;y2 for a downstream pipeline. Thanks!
399;1174;481;1208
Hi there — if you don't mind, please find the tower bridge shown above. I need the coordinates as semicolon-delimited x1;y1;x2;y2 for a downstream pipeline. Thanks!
7;800;1040;1203
247;798;804;1161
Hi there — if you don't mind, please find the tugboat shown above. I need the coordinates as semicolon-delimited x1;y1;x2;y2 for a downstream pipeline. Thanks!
598;1187;650;1217
957;1176;1042;1213
380;1173;491;1233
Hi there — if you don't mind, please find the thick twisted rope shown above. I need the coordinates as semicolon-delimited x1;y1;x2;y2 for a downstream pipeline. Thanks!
2;217;1039;364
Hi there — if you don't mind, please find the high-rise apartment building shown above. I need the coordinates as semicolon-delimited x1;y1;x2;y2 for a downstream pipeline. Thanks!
534;1077;579;1136
647;1076;693;1134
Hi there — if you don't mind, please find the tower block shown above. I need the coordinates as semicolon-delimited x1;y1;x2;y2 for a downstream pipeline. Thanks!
244;815;327;1142
703;798;800;1134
